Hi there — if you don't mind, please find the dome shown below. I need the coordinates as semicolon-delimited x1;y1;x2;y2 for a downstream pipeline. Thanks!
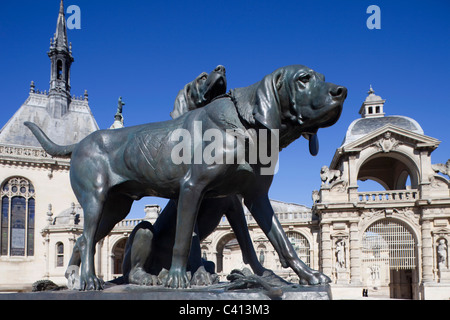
53;204;83;226
342;87;424;146
342;115;424;146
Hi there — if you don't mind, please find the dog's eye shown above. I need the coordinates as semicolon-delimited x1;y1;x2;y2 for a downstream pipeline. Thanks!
298;74;311;84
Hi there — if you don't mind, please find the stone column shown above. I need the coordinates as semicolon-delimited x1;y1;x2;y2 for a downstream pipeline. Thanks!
320;222;333;279
349;222;362;284
43;234;50;279
421;218;434;283
348;154;359;202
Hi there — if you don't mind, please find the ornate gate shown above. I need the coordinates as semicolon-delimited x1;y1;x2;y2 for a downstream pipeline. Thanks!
362;218;417;299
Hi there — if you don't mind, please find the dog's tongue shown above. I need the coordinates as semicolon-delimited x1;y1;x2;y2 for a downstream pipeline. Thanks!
309;133;319;156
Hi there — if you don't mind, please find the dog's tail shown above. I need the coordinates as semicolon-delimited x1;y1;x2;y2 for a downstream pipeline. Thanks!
24;122;76;158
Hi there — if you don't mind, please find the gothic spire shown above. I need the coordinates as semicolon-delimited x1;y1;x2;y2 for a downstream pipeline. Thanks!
48;0;74;118
52;0;69;50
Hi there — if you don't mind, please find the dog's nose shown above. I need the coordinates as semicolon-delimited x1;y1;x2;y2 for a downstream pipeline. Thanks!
330;86;347;100
215;65;226;75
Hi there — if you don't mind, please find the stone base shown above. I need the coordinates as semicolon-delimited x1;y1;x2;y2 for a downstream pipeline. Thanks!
0;283;332;300
421;282;450;300
438;269;450;283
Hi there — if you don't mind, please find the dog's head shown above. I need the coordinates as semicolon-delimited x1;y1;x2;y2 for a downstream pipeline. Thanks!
171;65;227;119
251;65;347;154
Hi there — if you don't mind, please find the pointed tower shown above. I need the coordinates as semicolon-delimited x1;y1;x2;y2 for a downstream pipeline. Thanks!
48;0;74;118
0;0;98;147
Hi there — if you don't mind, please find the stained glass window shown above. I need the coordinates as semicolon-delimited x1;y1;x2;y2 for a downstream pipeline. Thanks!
0;177;36;257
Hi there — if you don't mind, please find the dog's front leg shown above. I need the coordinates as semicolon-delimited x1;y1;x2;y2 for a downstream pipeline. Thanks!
165;179;204;289
245;194;331;285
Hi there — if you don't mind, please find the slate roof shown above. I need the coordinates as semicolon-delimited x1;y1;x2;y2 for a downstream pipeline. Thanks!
0;93;99;147
342;115;424;146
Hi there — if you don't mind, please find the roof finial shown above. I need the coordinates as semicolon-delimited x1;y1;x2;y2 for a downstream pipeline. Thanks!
368;85;375;95
59;0;65;14
53;0;69;50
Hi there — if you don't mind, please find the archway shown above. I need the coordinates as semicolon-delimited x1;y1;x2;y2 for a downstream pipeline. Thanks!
357;153;419;191
111;238;127;277
286;231;311;267
361;218;418;299
215;233;239;274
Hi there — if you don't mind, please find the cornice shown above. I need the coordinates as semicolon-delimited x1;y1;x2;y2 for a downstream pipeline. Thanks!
0;143;70;169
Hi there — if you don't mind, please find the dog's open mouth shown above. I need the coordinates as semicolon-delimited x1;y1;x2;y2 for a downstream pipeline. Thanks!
301;102;343;156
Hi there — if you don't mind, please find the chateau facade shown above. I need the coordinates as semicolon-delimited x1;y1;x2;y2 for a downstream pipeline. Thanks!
1;1;449;300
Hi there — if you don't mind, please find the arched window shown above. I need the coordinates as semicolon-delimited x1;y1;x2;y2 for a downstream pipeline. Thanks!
112;238;127;277
0;177;35;257
56;242;64;267
286;231;311;267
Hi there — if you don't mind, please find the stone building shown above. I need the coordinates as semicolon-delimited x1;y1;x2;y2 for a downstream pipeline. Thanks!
0;1;98;290
0;1;316;291
1;1;449;300
314;87;450;299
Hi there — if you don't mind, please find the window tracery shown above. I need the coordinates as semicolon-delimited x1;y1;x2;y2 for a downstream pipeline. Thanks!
0;177;35;257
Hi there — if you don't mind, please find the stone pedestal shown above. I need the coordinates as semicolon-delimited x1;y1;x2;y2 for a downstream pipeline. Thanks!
336;269;349;284
0;284;332;300
438;269;450;283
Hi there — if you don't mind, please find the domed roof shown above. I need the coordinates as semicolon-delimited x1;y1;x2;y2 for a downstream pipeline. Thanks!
53;204;83;226
342;115;424;146
342;87;424;146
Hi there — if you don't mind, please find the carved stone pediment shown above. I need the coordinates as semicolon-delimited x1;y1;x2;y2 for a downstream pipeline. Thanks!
339;125;440;153
330;124;441;169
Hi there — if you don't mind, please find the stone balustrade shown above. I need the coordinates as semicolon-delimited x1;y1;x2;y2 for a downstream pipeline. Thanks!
358;189;418;202
219;211;312;226
114;218;144;229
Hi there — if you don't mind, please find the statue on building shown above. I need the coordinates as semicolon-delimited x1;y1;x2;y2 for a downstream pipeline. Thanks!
259;249;265;266
437;239;448;270
432;160;450;178
320;166;341;186
110;97;125;129
312;190;320;203
336;240;345;269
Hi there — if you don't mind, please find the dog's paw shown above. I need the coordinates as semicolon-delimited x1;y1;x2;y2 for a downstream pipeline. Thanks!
301;270;331;286
129;267;158;286
164;267;191;289
315;272;331;284
80;274;103;291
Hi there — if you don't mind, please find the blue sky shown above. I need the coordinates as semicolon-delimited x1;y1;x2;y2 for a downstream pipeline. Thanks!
1;0;449;219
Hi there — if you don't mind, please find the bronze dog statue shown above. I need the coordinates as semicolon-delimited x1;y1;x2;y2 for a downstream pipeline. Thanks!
170;65;227;119
26;65;227;289
26;65;346;290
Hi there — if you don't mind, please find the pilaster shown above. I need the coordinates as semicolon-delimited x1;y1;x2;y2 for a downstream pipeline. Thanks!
349;222;362;284
421;218;434;283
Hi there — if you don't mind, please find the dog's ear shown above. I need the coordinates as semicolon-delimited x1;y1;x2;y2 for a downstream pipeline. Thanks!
170;84;190;119
253;69;285;131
